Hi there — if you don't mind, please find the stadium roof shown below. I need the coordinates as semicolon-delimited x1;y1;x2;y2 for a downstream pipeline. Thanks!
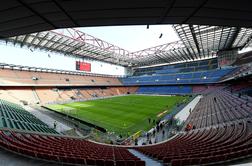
4;26;252;67
2;0;252;67
1;0;252;38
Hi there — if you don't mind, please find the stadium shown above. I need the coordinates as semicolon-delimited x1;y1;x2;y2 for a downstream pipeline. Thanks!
0;0;251;166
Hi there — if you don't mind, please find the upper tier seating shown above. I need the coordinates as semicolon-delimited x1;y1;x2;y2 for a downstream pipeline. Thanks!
0;130;145;166
221;64;252;81
121;59;234;85
133;58;218;76
0;99;57;134
0;68;122;86
121;68;234;85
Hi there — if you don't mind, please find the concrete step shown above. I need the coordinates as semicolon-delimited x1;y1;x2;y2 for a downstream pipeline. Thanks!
128;149;163;166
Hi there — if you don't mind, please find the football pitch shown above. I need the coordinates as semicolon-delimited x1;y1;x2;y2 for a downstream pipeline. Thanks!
47;95;188;136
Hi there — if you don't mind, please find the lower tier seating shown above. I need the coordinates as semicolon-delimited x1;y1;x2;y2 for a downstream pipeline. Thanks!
0;99;57;134
0;89;251;165
0;87;138;105
185;90;252;129
0;130;145;166
135;119;252;166
137;86;192;94
134;89;252;165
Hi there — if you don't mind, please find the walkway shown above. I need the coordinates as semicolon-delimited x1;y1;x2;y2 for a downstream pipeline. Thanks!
174;95;202;122
128;149;163;166
24;106;72;134
136;124;173;146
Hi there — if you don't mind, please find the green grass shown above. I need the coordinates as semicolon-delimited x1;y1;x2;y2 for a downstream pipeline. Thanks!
47;95;188;136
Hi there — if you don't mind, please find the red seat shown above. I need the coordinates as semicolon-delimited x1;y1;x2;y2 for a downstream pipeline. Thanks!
126;160;135;166
190;158;200;165
59;156;68;163
75;158;86;164
68;157;77;164
116;160;126;166
171;159;181;166
96;159;105;166
135;160;145;166
180;158;190;166
105;160;114;166
86;158;96;165
163;156;173;163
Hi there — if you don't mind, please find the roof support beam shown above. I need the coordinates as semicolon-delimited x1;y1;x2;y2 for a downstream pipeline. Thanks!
13;36;19;46
196;25;206;58
17;0;57;29
59;39;73;51
226;28;240;49
52;0;80;27
217;27;224;50
174;50;184;61
158;52;173;63
20;35;29;48
49;37;63;50
177;49;187;61
42;35;57;48
240;33;252;49
154;54;167;62
29;32;41;48
65;42;79;52
174;25;196;60
169;51;180;62
189;25;201;59
157;0;176;23
34;32;50;49
51;38;66;51
182;0;209;24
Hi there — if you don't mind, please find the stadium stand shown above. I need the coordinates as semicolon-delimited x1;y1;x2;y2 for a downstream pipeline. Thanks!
192;85;209;93
134;89;252;166
0;68;122;86
232;51;252;66
0;1;252;165
35;87;138;104
0;88;251;165
137;86;192;95
133;59;218;76
135;119;251;166
230;82;252;93
0;99;57;134
184;89;252;129
0;45;250;166
221;64;252;82
0;87;138;105
0;9;251;166
0;130;145;166
121;59;235;85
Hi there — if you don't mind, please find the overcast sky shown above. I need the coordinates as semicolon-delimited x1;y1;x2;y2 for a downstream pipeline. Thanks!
79;25;179;52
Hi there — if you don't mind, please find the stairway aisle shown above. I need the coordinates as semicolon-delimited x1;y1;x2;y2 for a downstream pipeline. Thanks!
128;149;163;166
